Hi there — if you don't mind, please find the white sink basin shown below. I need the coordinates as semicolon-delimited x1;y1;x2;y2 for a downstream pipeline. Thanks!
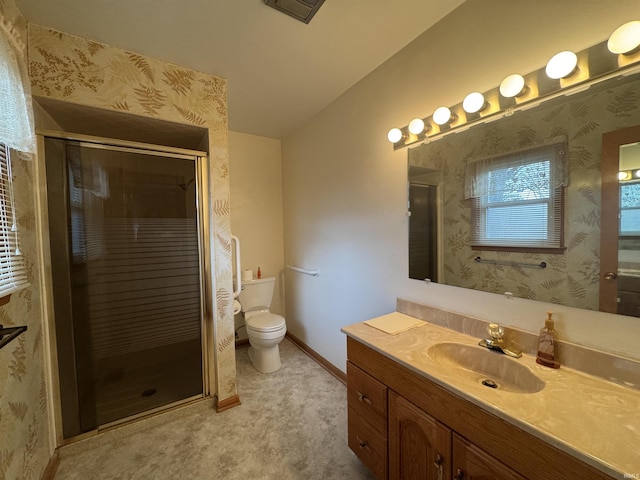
427;342;545;394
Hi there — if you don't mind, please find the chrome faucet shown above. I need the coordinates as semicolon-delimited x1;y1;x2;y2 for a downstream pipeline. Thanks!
479;323;522;358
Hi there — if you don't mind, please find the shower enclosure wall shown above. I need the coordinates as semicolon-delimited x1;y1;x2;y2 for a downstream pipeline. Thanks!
42;132;210;439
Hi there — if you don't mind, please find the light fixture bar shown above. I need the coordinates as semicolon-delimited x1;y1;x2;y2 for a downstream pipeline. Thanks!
388;20;640;149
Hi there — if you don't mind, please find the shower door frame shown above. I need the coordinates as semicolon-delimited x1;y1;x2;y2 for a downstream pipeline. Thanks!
34;130;214;446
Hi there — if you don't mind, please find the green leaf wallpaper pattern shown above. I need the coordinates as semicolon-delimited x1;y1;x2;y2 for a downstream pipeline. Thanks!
569;232;589;250
174;104;206;125
569;145;593;168
9;336;27;381
410;73;640;310
30;46;104;96
570;101;590;118
9;402;28;420
127;53;155;83
133;84;168;116
572;121;600;139
163;69;196;95
606;87;638;117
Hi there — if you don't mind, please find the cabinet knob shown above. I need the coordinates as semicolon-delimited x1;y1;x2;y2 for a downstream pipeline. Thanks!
357;391;372;405
453;468;464;480
604;272;617;280
433;454;444;480
356;436;370;451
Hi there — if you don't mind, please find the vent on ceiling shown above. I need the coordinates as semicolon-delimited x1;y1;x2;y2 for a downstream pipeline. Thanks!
264;0;326;24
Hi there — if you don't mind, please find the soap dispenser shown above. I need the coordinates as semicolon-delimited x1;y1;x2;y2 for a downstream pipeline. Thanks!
536;311;560;369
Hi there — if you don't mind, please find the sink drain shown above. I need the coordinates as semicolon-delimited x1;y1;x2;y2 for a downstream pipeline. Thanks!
481;379;498;389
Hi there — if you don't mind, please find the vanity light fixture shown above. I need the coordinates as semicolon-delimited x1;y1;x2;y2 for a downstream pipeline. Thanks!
618;171;632;181
545;51;578;79
387;127;403;144
499;74;526;98
608;21;640;55
433;106;453;125
408;118;425;135
388;18;640;150
462;92;486;113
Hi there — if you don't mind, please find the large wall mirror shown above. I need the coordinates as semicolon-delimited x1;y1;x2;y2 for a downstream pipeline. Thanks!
408;70;640;316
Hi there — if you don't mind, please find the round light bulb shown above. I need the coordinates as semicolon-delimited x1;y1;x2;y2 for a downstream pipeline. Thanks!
499;74;526;98
433;107;452;125
387;127;403;144
462;92;486;113
618;171;631;181
608;20;640;54
635;169;640;179
408;118;425;135
545;51;578;79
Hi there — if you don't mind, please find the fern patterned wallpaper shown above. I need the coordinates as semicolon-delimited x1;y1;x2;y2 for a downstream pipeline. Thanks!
409;72;640;311
27;24;238;399
0;2;51;480
3;12;237;478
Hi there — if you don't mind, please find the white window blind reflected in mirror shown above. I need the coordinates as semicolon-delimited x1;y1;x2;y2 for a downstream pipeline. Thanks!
465;139;567;250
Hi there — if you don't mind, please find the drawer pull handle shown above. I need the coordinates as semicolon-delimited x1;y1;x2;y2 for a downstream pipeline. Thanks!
356;436;371;451
357;391;372;405
453;468;464;480
434;454;444;480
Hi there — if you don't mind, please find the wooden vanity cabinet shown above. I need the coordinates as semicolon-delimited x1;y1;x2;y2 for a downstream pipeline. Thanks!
346;336;612;480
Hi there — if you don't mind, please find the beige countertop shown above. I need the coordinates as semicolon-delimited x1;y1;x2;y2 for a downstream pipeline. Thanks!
342;312;640;478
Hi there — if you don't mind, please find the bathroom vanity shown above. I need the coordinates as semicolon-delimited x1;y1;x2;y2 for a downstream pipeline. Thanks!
342;311;640;480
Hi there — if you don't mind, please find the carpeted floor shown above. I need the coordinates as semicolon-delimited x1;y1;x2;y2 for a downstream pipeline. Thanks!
53;338;376;480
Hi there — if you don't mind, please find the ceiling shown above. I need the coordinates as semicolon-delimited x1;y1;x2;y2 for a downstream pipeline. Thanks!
14;0;465;139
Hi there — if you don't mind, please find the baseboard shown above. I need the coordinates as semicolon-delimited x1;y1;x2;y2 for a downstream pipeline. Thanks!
216;394;241;412
41;450;59;480
285;332;346;384
235;338;250;348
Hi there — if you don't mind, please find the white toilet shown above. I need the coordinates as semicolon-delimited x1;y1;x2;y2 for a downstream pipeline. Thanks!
238;277;287;373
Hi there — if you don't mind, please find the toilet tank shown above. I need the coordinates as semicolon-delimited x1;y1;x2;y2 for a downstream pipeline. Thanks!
239;277;275;312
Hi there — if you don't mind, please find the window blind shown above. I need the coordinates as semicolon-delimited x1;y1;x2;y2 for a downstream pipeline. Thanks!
0;143;28;297
465;139;567;250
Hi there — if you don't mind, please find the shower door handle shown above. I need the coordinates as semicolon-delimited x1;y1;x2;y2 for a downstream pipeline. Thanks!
231;235;242;298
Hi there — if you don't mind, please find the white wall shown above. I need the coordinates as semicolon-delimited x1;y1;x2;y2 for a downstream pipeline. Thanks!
282;0;640;371
229;131;285;340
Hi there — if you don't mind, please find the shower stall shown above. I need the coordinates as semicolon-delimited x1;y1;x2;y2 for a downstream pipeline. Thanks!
42;132;210;439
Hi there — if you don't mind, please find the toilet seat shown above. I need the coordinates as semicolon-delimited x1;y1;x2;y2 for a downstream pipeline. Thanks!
245;312;286;332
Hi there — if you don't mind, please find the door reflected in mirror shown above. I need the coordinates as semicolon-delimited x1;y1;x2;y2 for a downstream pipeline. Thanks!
409;182;439;282
600;127;640;317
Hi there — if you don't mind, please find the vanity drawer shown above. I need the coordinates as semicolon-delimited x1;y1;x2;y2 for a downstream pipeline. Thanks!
347;361;388;435
348;407;387;479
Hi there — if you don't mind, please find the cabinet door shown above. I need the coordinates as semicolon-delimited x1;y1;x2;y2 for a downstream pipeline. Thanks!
389;391;452;480
452;434;526;480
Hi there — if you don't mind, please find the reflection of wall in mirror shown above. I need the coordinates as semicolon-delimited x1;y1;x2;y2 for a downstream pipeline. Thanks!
408;72;640;311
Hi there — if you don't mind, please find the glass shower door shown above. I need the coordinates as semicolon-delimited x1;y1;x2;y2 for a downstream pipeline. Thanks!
45;136;205;438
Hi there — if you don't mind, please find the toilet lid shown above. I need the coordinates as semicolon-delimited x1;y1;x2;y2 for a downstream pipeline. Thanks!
246;313;286;332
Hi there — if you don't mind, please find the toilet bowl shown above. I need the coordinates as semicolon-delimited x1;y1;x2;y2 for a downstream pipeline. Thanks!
238;277;287;373
245;310;286;373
